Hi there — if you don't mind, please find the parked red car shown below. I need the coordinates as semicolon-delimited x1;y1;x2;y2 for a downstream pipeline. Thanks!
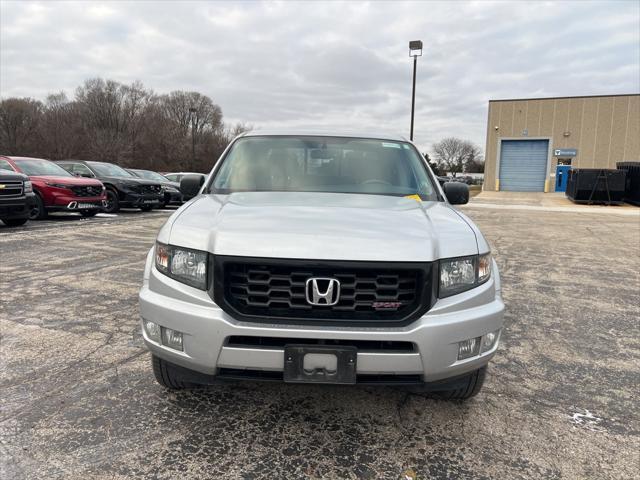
0;156;107;219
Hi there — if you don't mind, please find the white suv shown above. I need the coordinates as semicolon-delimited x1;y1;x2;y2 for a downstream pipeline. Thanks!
139;132;504;400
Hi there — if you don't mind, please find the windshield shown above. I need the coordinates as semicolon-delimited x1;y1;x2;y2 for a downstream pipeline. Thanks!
14;159;72;177
88;162;133;178
211;136;438;200
133;170;168;182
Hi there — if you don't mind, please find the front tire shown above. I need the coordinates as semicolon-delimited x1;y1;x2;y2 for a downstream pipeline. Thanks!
2;218;28;227
104;189;120;213
430;366;487;400
28;194;47;220
151;355;194;389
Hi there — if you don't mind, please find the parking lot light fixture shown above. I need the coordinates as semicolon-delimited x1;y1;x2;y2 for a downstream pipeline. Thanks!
189;107;198;170
409;40;423;141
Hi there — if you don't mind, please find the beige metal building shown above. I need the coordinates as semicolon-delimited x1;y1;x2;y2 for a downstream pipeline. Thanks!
483;94;640;192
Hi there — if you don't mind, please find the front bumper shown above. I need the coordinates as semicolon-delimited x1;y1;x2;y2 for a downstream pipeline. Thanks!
48;195;107;212
164;190;183;204
120;192;163;208
139;249;504;383
0;193;36;220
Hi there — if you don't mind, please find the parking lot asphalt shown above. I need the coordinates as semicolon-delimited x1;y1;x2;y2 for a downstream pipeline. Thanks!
1;205;639;479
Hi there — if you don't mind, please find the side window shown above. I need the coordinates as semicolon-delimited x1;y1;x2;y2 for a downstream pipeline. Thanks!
0;159;16;171
58;163;73;174
71;164;94;177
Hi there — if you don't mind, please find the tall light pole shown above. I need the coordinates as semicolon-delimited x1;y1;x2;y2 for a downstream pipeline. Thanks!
409;40;423;141
189;107;197;170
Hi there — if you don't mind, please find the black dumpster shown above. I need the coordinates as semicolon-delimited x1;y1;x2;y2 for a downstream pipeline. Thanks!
616;162;640;206
565;168;626;205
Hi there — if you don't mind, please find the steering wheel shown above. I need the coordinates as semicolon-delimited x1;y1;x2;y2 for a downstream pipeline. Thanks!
361;179;392;186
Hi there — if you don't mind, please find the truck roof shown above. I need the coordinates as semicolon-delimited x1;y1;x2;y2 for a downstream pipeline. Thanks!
241;130;409;142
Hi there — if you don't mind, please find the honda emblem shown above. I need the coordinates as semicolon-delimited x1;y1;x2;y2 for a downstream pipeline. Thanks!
305;277;340;306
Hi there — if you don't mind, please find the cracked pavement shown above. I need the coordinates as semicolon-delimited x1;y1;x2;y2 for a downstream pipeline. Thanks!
1;206;639;479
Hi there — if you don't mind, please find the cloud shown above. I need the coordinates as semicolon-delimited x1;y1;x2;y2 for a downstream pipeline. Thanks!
1;0;638;155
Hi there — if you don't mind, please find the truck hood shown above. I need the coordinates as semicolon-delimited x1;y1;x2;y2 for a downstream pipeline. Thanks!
164;192;479;262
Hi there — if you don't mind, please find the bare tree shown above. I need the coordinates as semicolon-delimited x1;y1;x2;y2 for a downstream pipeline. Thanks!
432;137;483;175
38;93;85;159
0;77;242;172
0;98;43;154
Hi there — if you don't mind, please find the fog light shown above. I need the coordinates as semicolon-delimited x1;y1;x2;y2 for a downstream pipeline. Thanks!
481;329;500;353
162;327;183;351
144;321;161;343
458;337;481;360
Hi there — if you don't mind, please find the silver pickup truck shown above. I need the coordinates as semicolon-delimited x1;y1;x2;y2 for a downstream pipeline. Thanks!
139;132;504;400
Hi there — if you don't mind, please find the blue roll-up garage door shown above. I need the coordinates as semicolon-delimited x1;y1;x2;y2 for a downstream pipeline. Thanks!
499;140;549;191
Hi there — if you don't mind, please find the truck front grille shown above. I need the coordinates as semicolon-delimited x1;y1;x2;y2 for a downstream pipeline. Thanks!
0;181;23;197
71;185;103;197
212;256;436;326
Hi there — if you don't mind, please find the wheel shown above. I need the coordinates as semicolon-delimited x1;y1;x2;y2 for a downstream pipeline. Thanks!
2;217;28;227
104;189;120;213
429;367;487;400
80;210;98;217
151;355;194;389
140;205;153;212
28;194;47;220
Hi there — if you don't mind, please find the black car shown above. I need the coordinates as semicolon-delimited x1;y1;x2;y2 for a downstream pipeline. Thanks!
57;160;163;213
126;169;182;208
0;167;36;227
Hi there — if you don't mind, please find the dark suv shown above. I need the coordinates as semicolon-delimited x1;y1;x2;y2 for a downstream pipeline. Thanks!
0;169;35;227
58;161;163;213
126;169;182;207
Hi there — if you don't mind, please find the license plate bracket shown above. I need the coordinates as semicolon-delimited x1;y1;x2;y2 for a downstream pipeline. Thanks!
283;345;357;384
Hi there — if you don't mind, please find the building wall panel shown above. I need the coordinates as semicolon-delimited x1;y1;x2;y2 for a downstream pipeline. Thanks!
579;98;599;168
624;96;640;162
512;101;528;137
525;100;541;136
609;96;630;167
594;97;615;167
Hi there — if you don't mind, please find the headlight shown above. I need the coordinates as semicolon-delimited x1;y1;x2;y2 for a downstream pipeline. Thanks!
155;242;208;290
45;182;72;189
23;180;33;193
439;253;491;298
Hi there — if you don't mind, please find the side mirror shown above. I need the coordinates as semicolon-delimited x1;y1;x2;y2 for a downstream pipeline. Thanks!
180;174;205;198
443;182;469;205
80;172;94;178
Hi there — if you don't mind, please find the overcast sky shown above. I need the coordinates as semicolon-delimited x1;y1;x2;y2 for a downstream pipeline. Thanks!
1;0;639;154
